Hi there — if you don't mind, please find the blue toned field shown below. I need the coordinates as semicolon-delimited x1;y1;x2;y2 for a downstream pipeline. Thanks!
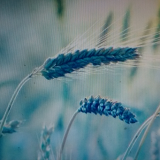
0;0;160;160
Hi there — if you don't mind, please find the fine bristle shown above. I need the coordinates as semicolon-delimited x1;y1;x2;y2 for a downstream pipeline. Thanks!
41;47;139;80
78;96;138;124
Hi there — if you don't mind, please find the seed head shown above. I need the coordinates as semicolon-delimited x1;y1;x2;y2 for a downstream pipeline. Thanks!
41;47;139;80
78;96;137;124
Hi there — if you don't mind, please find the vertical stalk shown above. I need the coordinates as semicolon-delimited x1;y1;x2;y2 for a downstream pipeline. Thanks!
0;73;32;136
58;110;79;160
0;66;43;137
122;115;153;160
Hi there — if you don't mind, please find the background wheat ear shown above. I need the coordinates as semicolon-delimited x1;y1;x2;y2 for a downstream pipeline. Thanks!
38;124;54;160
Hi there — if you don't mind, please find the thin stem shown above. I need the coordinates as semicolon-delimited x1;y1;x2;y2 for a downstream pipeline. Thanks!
57;110;79;160
122;115;153;160
134;105;160;160
0;67;42;137
0;74;32;137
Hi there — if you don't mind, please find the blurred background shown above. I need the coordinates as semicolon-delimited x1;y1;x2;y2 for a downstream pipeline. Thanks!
0;0;160;159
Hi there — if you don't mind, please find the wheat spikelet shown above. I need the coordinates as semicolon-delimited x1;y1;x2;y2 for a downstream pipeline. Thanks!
41;47;139;80
78;95;137;124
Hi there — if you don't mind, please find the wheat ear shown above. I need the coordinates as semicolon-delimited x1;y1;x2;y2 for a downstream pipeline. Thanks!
41;47;139;80
58;96;137;160
57;110;78;160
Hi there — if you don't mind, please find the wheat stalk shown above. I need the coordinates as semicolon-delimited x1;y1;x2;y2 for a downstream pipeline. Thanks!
134;105;160;160
122;108;160;160
121;116;153;160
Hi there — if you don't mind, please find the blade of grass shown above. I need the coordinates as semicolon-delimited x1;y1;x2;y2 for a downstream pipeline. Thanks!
0;67;41;137
122;115;153;160
134;105;160;160
57;110;79;160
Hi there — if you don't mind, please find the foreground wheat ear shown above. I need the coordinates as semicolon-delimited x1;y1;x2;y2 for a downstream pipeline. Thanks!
41;47;139;80
58;95;138;160
0;46;139;137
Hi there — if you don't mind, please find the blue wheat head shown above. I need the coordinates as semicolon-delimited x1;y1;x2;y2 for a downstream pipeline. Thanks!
78;96;138;124
41;47;139;80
